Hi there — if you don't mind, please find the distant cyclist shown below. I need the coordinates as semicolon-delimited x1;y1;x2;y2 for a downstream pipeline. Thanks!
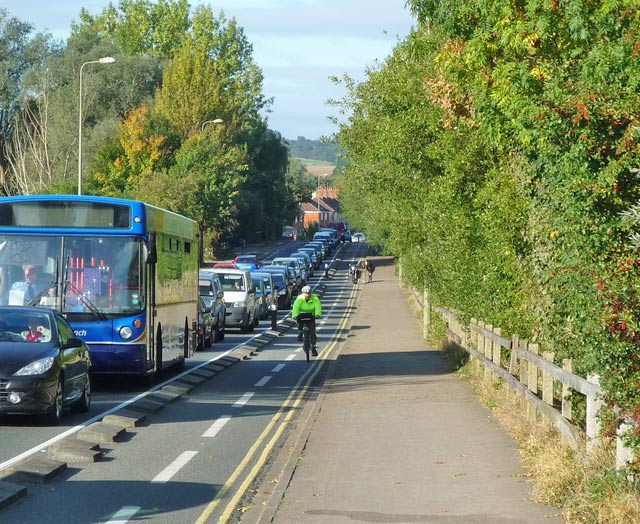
292;285;322;356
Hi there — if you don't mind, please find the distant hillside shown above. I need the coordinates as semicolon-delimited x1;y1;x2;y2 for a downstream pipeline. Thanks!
287;137;338;163
305;164;336;177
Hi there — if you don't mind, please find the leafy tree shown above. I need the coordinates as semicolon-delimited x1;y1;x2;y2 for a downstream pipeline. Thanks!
337;0;640;457
72;0;191;59
0;9;58;192
155;6;267;139
91;105;170;196
236;126;294;242
163;131;249;258
286;157;317;202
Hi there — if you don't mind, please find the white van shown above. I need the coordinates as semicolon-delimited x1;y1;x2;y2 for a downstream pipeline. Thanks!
313;232;334;250
319;228;339;246
210;268;259;333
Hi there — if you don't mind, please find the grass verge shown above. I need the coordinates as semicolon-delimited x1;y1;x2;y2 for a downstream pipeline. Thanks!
446;342;640;524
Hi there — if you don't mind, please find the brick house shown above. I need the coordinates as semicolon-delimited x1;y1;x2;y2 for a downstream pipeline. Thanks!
295;185;342;229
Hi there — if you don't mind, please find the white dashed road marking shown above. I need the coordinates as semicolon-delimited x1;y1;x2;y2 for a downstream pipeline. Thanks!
232;392;254;408
202;415;231;438
151;451;198;483
254;376;272;387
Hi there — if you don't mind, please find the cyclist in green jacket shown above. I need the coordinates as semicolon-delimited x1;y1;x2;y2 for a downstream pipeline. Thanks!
292;285;322;356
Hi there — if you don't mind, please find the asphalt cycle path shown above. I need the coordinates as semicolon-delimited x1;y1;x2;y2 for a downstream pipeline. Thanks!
242;255;564;524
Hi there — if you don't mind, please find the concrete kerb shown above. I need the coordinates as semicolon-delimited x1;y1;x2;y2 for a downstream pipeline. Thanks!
0;456;67;484
191;367;218;379
78;422;127;444
0;481;26;510
148;389;183;403
47;439;103;464
204;363;227;373
126;397;166;414
234;347;255;360
0;315;298;511
103;410;146;428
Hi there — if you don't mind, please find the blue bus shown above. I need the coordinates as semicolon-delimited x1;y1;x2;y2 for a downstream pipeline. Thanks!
0;195;200;378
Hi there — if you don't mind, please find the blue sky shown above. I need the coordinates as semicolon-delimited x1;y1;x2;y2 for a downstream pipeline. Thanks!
5;1;415;140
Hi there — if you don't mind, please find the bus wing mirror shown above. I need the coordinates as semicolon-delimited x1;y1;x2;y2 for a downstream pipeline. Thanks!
147;233;157;264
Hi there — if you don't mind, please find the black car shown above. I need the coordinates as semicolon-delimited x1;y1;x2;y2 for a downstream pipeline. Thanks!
257;268;292;309
197;296;215;351
0;306;92;424
199;271;226;344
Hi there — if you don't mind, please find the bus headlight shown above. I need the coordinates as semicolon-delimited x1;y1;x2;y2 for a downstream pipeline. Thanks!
119;326;133;340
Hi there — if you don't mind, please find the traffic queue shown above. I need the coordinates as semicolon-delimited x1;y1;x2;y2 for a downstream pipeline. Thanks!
196;227;346;349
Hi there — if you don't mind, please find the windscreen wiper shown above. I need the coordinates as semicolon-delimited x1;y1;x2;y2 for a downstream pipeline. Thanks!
62;255;107;320
63;279;107;320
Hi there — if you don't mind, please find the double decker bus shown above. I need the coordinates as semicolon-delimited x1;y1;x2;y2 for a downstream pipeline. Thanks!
0;195;199;378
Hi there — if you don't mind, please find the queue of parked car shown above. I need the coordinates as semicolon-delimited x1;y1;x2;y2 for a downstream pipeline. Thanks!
198;227;345;337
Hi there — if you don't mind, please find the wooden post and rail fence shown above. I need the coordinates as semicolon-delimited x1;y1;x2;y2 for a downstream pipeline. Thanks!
409;280;635;470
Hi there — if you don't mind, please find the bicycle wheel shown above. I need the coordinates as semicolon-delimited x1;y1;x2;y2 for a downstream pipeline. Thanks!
303;325;310;362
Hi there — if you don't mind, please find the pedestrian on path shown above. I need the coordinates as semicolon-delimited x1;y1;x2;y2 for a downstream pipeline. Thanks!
362;259;375;283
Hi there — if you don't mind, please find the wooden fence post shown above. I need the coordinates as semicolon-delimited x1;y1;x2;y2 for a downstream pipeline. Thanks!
542;351;555;405
527;343;539;396
493;327;502;367
616;420;635;471
423;286;430;341
586;374;603;454
562;359;573;421
484;324;493;381
460;316;468;350
519;338;528;387
484;324;492;359
469;318;477;369
509;333;519;375
476;320;484;373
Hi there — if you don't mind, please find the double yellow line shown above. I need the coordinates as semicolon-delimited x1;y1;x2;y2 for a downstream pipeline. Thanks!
196;280;359;524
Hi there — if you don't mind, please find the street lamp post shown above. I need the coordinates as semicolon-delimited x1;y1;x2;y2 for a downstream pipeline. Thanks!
78;56;116;195
317;174;321;226
201;118;224;131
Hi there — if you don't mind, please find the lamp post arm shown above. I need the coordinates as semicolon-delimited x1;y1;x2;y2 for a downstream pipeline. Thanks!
78;60;98;196
78;57;115;196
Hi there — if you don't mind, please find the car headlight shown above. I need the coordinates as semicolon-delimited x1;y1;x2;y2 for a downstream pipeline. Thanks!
233;301;247;307
119;326;133;340
14;356;55;376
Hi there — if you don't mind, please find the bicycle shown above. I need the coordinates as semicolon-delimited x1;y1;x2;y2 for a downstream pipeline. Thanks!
348;264;360;284
296;312;314;362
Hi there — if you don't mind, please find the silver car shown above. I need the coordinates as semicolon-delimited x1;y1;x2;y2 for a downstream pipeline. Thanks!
211;269;259;333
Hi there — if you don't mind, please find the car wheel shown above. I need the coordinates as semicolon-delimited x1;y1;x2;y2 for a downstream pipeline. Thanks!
218;322;225;341
212;322;219;343
72;374;91;413
205;326;213;348
45;377;64;425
